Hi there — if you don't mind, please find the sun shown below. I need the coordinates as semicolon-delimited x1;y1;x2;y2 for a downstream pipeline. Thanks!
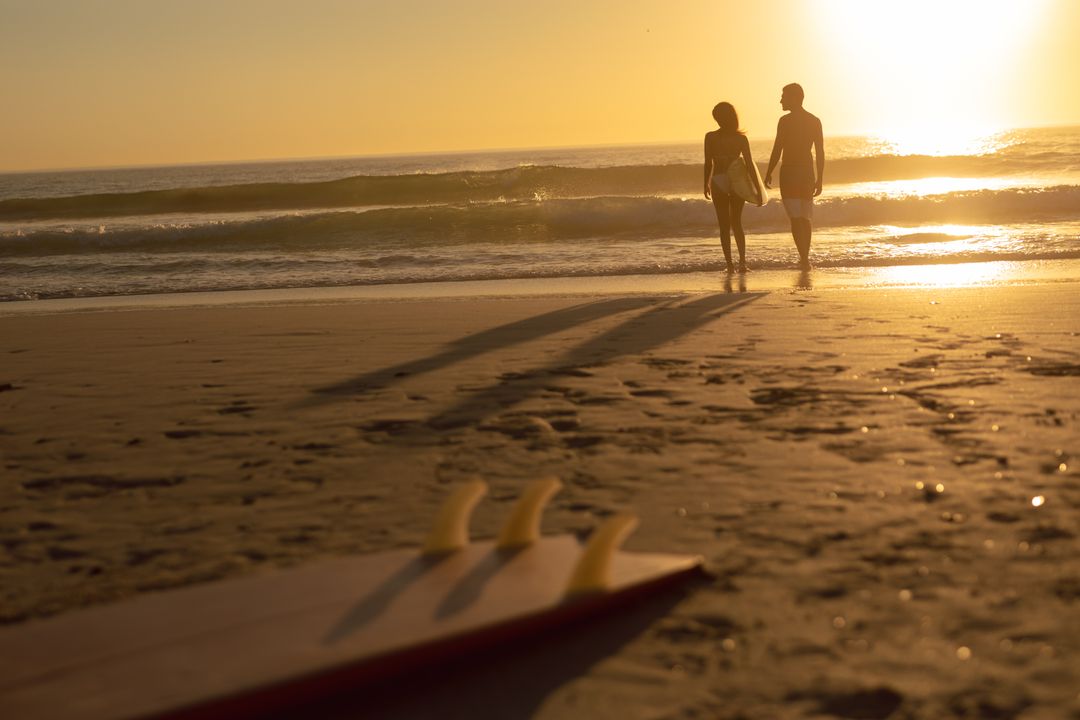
815;0;1051;155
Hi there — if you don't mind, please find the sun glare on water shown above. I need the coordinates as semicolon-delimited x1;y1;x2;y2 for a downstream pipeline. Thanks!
873;262;1012;288
818;0;1051;156
845;176;1020;198
869;132;1010;159
863;225;1021;281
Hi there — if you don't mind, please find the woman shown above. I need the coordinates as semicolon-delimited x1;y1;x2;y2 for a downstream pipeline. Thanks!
704;102;756;272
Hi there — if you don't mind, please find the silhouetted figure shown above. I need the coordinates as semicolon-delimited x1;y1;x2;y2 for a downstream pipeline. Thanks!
704;102;757;273
765;83;824;269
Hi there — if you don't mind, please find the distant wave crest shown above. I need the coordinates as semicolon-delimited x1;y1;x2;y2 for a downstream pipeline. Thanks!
4;186;1080;257
4;152;1077;220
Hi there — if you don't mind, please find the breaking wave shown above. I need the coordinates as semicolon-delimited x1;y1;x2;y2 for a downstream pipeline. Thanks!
3;151;1078;221
4;186;1080;257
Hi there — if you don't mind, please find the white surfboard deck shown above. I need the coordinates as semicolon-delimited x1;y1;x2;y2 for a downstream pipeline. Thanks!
727;156;769;206
0;535;703;720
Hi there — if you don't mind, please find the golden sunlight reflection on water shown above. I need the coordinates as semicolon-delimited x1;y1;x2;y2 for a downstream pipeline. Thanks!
869;262;1013;288
867;130;1013;158
881;223;998;239
843;176;1020;198
872;225;1013;262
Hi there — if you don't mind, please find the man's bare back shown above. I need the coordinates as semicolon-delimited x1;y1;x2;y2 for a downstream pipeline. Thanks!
775;110;822;175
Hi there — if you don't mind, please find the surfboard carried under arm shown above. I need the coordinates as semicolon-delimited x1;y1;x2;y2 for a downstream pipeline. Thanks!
727;156;769;206
0;478;704;720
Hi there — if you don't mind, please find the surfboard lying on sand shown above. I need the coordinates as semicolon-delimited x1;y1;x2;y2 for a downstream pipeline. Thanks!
0;478;704;720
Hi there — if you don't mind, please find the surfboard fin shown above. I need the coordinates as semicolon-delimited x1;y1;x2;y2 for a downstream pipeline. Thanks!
422;479;488;555
565;514;639;595
496;477;562;550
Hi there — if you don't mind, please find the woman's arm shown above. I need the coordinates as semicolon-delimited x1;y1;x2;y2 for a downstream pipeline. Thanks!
703;133;714;200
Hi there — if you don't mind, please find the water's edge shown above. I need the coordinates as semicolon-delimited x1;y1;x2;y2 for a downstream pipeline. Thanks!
3;259;1078;317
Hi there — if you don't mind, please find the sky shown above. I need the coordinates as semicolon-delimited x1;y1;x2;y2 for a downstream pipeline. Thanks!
1;0;1079;171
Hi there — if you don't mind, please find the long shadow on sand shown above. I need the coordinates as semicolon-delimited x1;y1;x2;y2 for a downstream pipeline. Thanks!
298;297;658;408
301;293;762;429
426;292;763;430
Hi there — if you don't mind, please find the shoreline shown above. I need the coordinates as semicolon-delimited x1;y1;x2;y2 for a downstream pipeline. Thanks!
3;258;1080;317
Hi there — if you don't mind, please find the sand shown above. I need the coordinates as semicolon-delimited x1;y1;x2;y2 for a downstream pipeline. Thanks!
1;277;1078;719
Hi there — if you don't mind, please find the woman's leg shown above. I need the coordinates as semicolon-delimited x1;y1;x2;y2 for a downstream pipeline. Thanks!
711;192;734;270
729;196;747;270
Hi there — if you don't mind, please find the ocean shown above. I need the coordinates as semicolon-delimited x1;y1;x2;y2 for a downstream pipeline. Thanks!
2;126;1079;302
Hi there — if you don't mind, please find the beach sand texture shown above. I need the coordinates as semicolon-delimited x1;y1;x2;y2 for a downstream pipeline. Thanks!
1;283;1078;719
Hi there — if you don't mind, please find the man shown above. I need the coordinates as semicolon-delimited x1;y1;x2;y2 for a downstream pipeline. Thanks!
764;83;824;268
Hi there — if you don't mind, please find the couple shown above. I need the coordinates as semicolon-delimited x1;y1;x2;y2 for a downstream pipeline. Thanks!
703;83;824;271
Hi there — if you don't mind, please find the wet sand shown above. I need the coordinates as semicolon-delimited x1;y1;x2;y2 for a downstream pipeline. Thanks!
1;277;1078;718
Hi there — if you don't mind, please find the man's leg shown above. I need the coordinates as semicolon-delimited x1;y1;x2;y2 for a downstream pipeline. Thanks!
793;218;812;266
783;197;811;267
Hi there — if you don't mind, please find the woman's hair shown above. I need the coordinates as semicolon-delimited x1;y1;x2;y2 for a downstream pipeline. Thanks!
711;102;743;133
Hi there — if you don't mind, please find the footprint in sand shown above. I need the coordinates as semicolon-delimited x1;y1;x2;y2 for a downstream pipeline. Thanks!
1053;577;1080;601
547;367;594;378
641;357;693;370
359;419;421;435
788;686;904;720
561;435;606;449
750;386;825;407
21;474;186;500
1026;362;1080;376
218;401;258;415
653;613;740;642
899;353;945;369
629;388;676;398
478;415;555;439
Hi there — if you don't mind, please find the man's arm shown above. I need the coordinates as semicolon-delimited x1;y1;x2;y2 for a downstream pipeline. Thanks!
764;117;784;189
813;117;824;197
703;133;714;199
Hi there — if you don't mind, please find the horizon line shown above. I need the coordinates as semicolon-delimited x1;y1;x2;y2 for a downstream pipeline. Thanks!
3;121;1078;176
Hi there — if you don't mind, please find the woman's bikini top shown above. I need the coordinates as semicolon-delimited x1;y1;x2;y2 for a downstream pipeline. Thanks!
710;133;743;172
